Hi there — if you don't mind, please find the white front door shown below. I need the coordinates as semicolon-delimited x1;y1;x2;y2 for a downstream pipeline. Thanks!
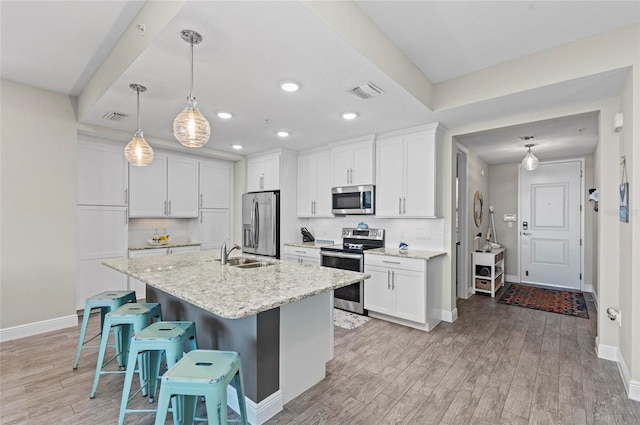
520;160;582;289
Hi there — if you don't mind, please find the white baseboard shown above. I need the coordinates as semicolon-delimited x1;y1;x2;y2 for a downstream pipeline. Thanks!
597;343;618;361
442;308;458;323
597;343;640;401
0;314;78;343
226;387;283;425
591;291;599;310
506;274;519;283
582;283;593;293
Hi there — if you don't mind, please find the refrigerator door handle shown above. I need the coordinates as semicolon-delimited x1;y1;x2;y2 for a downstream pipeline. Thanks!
249;198;256;248
254;199;260;248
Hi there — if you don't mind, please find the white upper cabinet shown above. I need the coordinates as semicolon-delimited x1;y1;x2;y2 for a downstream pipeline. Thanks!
330;137;375;187
167;156;199;217
375;123;443;218
129;154;199;218
297;149;332;217
247;152;280;192
77;140;128;206
199;160;232;209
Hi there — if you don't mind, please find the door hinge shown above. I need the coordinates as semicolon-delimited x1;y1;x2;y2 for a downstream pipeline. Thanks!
580;170;583;177
580;204;582;212
580;273;582;280
580;238;582;246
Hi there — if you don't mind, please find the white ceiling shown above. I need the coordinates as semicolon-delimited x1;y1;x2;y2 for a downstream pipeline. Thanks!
1;1;638;162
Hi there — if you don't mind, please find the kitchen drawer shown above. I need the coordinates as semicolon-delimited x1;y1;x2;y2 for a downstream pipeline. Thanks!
366;254;425;272
286;246;319;258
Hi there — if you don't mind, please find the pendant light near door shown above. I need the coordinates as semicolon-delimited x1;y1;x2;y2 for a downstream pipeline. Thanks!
173;29;210;148
521;142;539;171
124;84;154;166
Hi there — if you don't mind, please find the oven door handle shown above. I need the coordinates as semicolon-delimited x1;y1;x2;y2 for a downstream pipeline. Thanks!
320;251;363;261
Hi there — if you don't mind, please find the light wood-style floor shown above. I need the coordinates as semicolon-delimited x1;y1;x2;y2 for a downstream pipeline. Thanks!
1;289;639;425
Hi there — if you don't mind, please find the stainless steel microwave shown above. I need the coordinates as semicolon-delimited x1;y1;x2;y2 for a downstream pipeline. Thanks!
332;185;375;215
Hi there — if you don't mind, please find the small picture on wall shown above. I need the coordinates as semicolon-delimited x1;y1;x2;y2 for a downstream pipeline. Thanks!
619;182;629;223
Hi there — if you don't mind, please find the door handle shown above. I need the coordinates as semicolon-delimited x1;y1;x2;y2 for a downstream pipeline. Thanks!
522;232;532;236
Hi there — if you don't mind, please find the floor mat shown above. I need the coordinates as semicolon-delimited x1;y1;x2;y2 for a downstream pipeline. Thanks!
333;308;371;330
497;283;589;319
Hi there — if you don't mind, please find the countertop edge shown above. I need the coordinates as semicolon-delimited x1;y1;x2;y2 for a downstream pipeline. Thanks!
128;242;202;250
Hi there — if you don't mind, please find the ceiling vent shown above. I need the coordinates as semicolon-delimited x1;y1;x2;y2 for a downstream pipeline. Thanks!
102;111;129;121
348;82;384;100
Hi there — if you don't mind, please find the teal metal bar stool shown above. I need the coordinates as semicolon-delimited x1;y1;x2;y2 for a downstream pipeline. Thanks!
90;302;162;399
154;350;248;425
73;290;136;369
118;321;198;425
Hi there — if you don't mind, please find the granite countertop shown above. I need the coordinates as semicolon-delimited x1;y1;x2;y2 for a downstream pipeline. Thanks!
128;241;201;251
102;251;368;319
367;247;447;260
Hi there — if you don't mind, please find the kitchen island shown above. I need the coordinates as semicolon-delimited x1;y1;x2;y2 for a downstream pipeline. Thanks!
102;251;369;424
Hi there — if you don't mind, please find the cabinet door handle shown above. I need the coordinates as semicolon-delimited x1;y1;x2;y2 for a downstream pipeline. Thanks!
391;271;395;290
200;193;203;207
164;200;168;215
168;200;172;216
346;169;350;184
125;188;128;206
403;197;406;214
387;270;391;289
382;260;401;265
295;250;306;254
399;197;402;214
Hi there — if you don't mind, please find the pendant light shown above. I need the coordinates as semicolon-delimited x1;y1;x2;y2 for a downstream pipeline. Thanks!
124;84;154;166
521;143;539;171
173;29;210;148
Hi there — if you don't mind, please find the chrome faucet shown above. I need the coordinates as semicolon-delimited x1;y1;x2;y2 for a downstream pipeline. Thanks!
220;240;241;265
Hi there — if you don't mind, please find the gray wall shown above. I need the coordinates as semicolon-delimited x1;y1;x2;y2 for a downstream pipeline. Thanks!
1;79;78;328
488;163;519;279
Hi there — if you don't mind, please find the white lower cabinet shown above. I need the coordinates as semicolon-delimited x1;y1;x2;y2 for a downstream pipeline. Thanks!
364;254;442;331
77;206;128;310
128;245;201;298
284;246;320;265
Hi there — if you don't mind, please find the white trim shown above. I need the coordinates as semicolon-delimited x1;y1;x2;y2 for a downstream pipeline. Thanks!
596;343;640;401
441;308;458;323
226;387;283;425
505;274;519;283
597;343;618;361
0;315;78;342
591;290;599;310
581;283;593;293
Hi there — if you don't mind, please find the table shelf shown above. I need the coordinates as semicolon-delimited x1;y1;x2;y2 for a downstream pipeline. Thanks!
472;248;505;298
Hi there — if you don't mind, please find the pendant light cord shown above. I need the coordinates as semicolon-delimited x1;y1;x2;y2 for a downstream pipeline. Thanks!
136;87;141;132
189;34;194;101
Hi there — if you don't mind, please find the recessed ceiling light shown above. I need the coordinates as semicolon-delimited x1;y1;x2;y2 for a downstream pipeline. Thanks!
341;112;359;120
217;112;233;119
232;144;243;150
277;131;290;137
280;81;299;92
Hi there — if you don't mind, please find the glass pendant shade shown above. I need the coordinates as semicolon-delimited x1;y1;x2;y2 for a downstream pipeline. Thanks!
174;29;210;148
125;131;153;166
125;83;153;166
173;98;211;147
521;144;539;171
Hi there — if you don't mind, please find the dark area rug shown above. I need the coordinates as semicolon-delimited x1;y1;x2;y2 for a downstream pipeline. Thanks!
497;283;589;319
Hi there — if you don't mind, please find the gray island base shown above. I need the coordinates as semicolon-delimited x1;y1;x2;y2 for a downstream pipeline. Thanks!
102;251;369;424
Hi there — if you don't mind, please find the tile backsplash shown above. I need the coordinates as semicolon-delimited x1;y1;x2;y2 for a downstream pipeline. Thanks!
129;218;199;246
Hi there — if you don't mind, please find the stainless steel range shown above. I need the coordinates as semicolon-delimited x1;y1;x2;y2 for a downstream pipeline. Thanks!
320;227;385;315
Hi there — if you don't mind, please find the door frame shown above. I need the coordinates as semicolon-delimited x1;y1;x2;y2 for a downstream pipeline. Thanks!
517;157;585;290
456;147;470;299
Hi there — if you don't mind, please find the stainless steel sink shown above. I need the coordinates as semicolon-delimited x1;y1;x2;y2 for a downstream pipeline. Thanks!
224;257;259;266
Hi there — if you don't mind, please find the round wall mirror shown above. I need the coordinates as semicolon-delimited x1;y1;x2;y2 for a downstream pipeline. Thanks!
474;191;483;227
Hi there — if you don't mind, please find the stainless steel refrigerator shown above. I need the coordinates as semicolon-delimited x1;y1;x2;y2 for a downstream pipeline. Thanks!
242;191;280;258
